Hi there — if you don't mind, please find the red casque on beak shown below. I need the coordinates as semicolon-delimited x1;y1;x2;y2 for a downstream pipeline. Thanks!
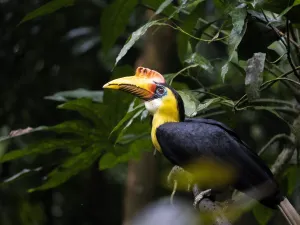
103;67;165;100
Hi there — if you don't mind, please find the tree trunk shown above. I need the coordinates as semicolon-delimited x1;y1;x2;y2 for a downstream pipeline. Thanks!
122;10;176;225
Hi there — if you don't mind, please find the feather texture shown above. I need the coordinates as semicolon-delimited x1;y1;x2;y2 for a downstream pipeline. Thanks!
156;118;283;208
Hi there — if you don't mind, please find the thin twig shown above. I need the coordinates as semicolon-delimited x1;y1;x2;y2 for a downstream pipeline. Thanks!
271;147;296;176
286;17;300;80
261;10;300;80
258;134;294;155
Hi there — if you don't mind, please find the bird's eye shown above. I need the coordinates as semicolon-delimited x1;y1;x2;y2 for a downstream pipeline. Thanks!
156;87;165;95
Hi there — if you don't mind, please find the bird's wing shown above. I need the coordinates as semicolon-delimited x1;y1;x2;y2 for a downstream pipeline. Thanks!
156;118;276;191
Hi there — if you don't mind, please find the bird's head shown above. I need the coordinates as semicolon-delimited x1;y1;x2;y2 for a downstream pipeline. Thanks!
103;67;184;121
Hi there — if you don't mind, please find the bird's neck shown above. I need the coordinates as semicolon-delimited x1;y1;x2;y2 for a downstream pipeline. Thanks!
151;105;180;152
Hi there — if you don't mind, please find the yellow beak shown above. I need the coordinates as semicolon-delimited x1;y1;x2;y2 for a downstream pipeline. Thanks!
103;67;165;100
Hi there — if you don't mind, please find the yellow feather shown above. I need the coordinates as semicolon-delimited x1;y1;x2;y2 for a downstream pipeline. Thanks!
151;88;180;152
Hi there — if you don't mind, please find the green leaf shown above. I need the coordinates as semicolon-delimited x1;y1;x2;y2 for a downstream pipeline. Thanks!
49;120;104;140
99;152;118;170
115;20;162;66
0;139;84;163
221;6;247;81
101;0;139;53
164;73;178;85
252;203;274;225
45;89;103;102
110;104;144;137
178;90;199;117
141;0;176;18
0;126;48;142
29;144;102;192
185;52;213;73
174;0;206;15
177;5;201;62
99;138;152;170
278;0;300;18
245;53;266;101
197;97;234;113
58;98;105;128
283;166;299;196
20;0;75;24
155;0;174;15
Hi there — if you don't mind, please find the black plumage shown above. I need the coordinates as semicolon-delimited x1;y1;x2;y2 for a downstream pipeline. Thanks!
156;118;283;208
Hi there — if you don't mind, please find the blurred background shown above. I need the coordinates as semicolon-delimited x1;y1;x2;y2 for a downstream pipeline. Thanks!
1;0;300;225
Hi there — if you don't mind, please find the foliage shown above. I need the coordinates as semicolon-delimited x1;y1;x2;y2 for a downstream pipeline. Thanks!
2;0;300;224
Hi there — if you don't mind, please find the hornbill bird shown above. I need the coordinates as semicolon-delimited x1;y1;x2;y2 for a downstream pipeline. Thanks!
103;67;300;225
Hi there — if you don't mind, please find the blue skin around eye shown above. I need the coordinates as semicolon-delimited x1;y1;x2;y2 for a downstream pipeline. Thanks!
154;86;167;98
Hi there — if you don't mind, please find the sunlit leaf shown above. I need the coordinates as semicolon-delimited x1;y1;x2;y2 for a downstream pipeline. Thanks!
58;98;106;128
185;52;213;73
0;139;84;163
45;88;103;102
29;144;102;192
245;53;266;101
20;0;75;24
252;203;274;225
221;6;247;81
101;0;139;53
115;20;162;66
0;126;48;142
178;90;199;117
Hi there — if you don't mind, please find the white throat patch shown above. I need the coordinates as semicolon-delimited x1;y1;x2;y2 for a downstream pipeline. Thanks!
144;99;162;115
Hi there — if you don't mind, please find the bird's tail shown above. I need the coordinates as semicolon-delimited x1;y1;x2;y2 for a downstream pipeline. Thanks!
278;197;300;225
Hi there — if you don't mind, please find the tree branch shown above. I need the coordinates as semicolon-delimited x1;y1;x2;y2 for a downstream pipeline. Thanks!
192;185;232;225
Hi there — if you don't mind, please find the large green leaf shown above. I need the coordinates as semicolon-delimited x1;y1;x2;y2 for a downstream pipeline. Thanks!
29;144;102;192
178;90;199;117
101;0;139;53
45;89;103;102
110;104;144;137
245;53;266;101
99;138;152;170
141;0;176;17
58;98;106;128
221;6;247;81
48;120;105;140
115;20;162;66
252;204;274;225
103;66;137;130
177;5;201;62
20;0;75;24
0;139;84;163
185;52;213;73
